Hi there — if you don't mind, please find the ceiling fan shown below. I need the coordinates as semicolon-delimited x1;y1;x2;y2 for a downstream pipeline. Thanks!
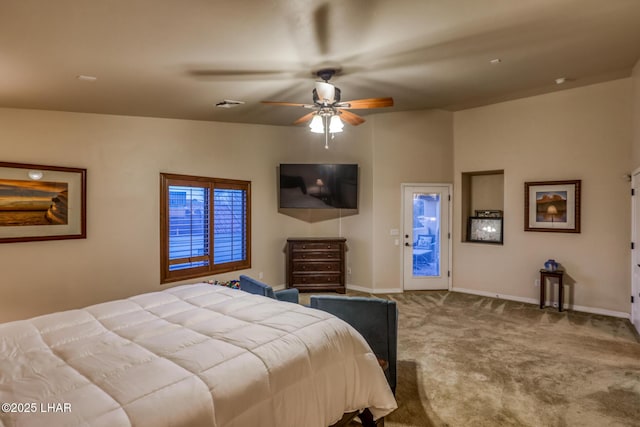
261;68;394;136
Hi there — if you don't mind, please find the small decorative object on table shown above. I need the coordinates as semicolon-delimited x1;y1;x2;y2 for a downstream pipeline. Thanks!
544;259;558;271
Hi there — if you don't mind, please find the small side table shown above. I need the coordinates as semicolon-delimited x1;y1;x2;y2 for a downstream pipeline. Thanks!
539;269;565;312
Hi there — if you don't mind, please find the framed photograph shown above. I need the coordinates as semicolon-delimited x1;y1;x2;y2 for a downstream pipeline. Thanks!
524;180;581;233
468;217;503;244
0;162;86;243
475;210;503;218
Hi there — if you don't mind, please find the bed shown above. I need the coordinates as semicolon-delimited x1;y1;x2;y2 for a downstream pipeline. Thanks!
0;283;396;427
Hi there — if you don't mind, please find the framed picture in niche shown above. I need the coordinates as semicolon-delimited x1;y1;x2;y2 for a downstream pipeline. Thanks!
468;217;503;244
524;180;581;233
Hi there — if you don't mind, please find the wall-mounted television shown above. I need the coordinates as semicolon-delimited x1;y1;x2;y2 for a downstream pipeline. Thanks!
279;164;358;209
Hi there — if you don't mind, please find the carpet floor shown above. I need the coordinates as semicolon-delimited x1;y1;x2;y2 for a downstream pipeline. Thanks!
301;291;640;427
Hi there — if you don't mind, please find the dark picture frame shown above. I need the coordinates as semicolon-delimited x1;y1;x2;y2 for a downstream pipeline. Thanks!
524;180;581;233
467;217;503;244
475;210;503;218
0;162;87;243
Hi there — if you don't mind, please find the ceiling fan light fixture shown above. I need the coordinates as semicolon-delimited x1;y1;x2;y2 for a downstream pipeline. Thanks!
315;82;335;103
329;114;344;133
309;115;324;133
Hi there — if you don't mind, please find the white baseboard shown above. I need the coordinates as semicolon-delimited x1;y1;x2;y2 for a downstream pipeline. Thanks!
452;287;630;319
274;283;402;294
346;284;403;294
278;283;629;319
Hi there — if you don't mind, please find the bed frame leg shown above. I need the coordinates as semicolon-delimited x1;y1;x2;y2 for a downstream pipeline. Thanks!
359;409;384;426
329;409;384;427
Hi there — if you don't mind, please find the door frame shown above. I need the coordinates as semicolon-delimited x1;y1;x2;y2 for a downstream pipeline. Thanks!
631;168;640;331
400;183;453;291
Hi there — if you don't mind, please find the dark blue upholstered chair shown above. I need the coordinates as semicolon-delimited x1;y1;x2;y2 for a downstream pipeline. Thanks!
238;275;299;303
309;295;398;394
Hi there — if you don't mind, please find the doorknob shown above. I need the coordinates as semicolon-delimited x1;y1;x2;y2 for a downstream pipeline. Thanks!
405;242;410;247
405;234;409;238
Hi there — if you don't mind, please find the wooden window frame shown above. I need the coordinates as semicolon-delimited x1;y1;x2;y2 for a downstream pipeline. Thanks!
160;173;251;284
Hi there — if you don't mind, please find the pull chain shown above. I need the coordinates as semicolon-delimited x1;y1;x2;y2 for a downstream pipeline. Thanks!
324;116;329;149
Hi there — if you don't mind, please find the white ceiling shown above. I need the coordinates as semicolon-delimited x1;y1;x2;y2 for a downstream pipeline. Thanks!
1;0;640;127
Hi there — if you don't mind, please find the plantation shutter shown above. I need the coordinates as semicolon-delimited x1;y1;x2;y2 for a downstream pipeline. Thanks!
213;186;247;264
160;173;251;283
167;185;210;271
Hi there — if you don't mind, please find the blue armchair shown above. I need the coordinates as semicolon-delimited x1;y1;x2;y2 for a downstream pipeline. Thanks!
238;275;299;303
309;295;398;394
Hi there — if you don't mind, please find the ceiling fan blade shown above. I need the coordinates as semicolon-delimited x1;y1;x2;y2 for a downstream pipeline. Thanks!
337;97;394;109
189;69;292;78
314;3;330;55
293;112;315;125
261;101;314;108
186;64;309;80
338;109;366;126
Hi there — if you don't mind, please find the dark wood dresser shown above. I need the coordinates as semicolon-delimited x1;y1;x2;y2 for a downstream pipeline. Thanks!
286;237;346;293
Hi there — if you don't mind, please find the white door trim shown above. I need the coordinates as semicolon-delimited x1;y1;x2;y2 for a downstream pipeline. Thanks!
631;168;640;332
400;183;453;291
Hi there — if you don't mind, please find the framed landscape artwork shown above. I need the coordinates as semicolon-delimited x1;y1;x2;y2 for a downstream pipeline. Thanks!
524;180;581;233
0;162;86;243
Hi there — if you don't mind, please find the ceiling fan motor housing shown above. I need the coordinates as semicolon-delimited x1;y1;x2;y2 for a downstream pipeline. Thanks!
262;66;391;127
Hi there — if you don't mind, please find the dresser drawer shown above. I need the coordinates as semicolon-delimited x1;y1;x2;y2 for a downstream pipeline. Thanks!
291;251;341;260
286;238;346;292
292;261;341;272
290;242;341;251
291;274;342;285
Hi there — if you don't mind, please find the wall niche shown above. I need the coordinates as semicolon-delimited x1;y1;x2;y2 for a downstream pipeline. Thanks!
461;170;504;243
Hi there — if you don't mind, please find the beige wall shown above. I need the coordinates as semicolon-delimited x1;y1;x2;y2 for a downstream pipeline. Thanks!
633;60;640;168
453;79;632;314
276;110;456;292
0;108;378;322
0;75;634;321
470;174;504;213
277;124;376;289
370;110;454;291
1;105;454;322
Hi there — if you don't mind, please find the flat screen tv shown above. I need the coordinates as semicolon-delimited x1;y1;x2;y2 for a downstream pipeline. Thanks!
279;164;358;209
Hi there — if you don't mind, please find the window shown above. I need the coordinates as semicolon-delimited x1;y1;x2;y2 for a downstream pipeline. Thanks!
160;173;251;283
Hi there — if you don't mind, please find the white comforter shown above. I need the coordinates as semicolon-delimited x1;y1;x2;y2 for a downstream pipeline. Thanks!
0;284;396;427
